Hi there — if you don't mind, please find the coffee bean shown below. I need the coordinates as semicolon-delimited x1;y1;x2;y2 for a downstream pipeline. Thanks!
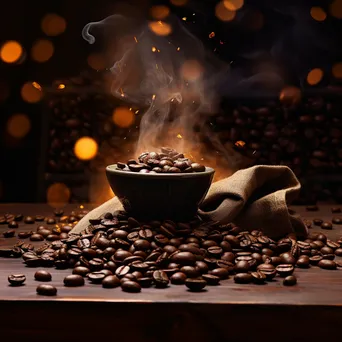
185;278;207;291
73;266;90;277
306;205;318;211
280;252;296;265
63;275;85;287
321;246;334;255
171;251;196;266
89;258;104;271
335;248;342;256
153;270;169;288
321;222;333;230
179;266;200;278
191;163;205;172
8;221;18;228
8;274;26;286
24;216;35;224
14;214;23;221
102;275;121;288
170;272;187;285
235;260;250;273
318;259;337;270
88;272;106;283
309;255;323;265
313;219;323;226
34;270;52;282
121;280;141;293
276;264;294;277
30;233;44;241
115;265;130;278
234;273;253;284
46;218;56;225
332;217;342;225
209;268;229;279
54;209;64;217
257;263;276;280
35;215;45;222
283;275;297;286
251;271;266;284
36;284;57;296
18;231;32;239
296;256;310;268
331;207;341;213
202;274;220;285
3;230;15;238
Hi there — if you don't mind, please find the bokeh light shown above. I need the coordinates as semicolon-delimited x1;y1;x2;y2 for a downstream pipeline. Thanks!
279;86;302;106
215;1;236;22
47;183;71;208
21;82;43;103
0;41;23;63
180;60;203;81
87;53;106;70
57;83;66;90
41;13;67;36
332;62;342;78
330;0;342;19
310;7;327;21
74;137;98;160
6;114;31;138
150;5;170;20
170;0;188;6
223;0;244;11
307;68;324;85
148;21;172;36
112;107;135;128
31;39;54;62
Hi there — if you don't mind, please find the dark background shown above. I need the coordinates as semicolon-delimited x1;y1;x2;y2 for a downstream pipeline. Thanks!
0;0;341;203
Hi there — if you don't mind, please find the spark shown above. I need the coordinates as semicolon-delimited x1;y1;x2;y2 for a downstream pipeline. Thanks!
152;94;156;100
177;47;180;51
152;46;157;52
220;40;224;44
57;84;65;90
135;110;139;114
32;82;42;91
156;64;159;69
134;36;138;43
80;205;84;209
177;134;183;139
129;107;132;111
120;88;125;97
182;17;187;21
209;32;215;38
235;140;246;148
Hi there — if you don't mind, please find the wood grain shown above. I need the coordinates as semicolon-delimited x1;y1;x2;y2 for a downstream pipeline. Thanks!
0;204;342;341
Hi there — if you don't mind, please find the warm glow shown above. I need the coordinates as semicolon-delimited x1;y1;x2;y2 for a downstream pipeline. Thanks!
307;68;324;85
148;21;172;36
152;46;157;52
332;62;342;78
0;41;23;63
57;83;66;89
6;114;31;138
112;107;135;128
41;13;67;36
310;7;327;21
279;86;302;105
21;82;43;103
177;134;183;139
234;140;246;148
170;0;188;6
31;39;54;62
150;5;170;20
87;53;106;70
209;32;216;38
215;1;236;21
180;60;203;81
74;137;98;160
224;0;244;11
47;183;71;208
330;0;342;18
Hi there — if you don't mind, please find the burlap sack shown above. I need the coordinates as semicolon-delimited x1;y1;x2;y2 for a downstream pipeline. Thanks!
71;165;307;239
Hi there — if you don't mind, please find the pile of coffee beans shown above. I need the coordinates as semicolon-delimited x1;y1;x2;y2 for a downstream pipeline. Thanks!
2;206;342;295
116;148;206;174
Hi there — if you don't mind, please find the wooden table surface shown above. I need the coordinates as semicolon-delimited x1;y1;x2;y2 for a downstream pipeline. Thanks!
1;203;342;342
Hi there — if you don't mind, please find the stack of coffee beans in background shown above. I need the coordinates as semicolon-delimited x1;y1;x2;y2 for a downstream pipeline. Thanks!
2;207;342;296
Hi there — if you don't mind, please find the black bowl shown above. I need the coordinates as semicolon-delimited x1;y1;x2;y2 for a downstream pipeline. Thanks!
106;165;215;222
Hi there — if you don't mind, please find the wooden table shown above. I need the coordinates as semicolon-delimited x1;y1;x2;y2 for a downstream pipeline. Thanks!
1;204;342;342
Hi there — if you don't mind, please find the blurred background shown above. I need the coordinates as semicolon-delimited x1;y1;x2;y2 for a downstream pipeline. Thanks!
1;0;342;206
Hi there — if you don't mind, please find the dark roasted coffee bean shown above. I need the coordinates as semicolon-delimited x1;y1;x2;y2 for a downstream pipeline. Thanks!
35;215;45;222
115;265;130;278
221;252;235;262
234;273;253;284
34;270;52;282
46;234;60;241
171;251;196;266
134;239;150;251
30;233;44;241
321;246;334;255
313;218;323;226
202;274;220;285
251;271;266;284
114;250;132;261
322;254;335;260
138;277;153;288
54;209;64;217
331;207;341;213
63;274;85;287
153;270;169;288
8;274;26;286
39;229;52;238
170;272;187;285
88;258;104;271
185;278;207;291
283;275;297;286
121;280;141;293
335;248;342;256
0;248;13;257
191;163;205;172
276;264;294;277
318;259;337;270
14;214;23;221
296;256;310;268
195;261;209;274
280;252;296;265
207;246;223;258
310;255;323;265
209;268;229;279
36;284;57;296
332;217;342;225
306;205;318;211
321;222;333;230
257;263;276;280
46;218;56;225
18;231;32;239
3;230;15;238
235;261;250;273
88;272;106;283
102;275;121;288
24;216;35;224
180;266;200;278
73;266;90;277
326;240;340;249
8;221;18;228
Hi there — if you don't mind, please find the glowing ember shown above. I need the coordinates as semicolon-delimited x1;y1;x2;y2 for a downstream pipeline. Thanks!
307;68;323;85
74;137;98;160
215;1;236;21
152;94;156;100
21;82;43;103
134;36;138;43
332;62;342;79
182;17;187;21
57;84;66;90
209;32;216;38
80;205;84;209
148;21;172;36
47;183;70;208
120;88;125;97
0;41;23;63
180;60;203;81
112;107;135;128
150;5;170;20
234;140;246;148
177;134;183;139
223;0;244;11
32;82;42;91
152;46;157;52
310;7;327;21
279;86;302;105
177;47;181;51
7;114;31;139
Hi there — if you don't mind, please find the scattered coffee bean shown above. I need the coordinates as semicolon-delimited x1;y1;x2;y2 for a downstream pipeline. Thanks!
283;275;297;286
257;263;277;280
276;264;294;277
121;280;141;293
170;272;187;285
3;230;15;238
251;271;266;284
34;270;52;282
321;222;333;230
185;278;207;291
102;275;121;288
331;207;341;213
153;270;169;288
8;221;18;228
18;231;32;239
30;233;44;241
332;218;342;225
296;256;310;268
335;248;342;256
8;274;26;286
63;275;85;287
73;266;90;277
234;273;253;284
24;216;35;224
313;219;323;226
54;209;64;217
306;205;318;211
88;272;106;284
318;259;337;270
202;274;220;285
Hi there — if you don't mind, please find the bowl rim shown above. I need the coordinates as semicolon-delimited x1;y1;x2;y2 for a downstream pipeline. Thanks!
106;164;215;179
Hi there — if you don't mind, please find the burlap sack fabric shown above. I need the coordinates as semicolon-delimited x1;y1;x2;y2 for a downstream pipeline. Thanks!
71;165;307;239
